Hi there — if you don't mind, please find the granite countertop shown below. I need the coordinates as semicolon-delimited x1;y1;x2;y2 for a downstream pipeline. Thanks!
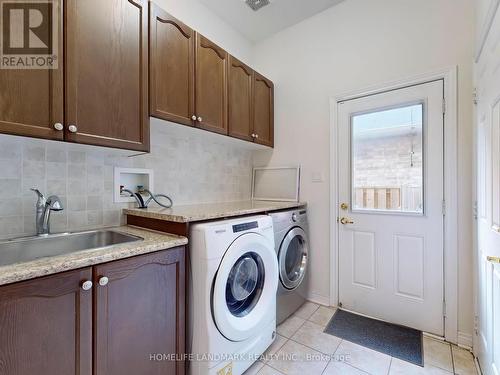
0;226;188;286
123;200;307;223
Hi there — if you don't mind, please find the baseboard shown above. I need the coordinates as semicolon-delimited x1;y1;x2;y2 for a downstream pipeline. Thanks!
307;292;331;307
457;331;473;350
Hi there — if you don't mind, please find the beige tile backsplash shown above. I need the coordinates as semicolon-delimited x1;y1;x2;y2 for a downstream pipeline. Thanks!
0;120;253;238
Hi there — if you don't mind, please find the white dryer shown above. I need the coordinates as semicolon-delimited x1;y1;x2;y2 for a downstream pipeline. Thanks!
189;215;278;375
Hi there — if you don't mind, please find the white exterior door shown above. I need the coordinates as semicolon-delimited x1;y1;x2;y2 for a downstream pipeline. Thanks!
474;3;500;374
337;80;445;335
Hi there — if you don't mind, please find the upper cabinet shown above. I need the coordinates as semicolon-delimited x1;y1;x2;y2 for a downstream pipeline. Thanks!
149;7;274;147
65;0;149;151
195;34;228;135
0;0;64;141
0;0;149;151
149;4;195;126
228;56;254;142
253;72;274;147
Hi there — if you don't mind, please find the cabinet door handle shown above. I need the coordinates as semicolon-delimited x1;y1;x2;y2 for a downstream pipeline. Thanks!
81;280;93;291
191;115;197;121
254;134;259;139
54;123;64;131
251;133;256;138
98;276;109;286
68;124;78;133
197;117;202;122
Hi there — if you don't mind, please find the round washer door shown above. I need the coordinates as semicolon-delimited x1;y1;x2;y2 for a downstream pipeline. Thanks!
278;227;309;290
213;232;278;342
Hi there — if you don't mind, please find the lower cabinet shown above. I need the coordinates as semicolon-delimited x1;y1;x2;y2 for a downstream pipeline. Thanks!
0;246;185;375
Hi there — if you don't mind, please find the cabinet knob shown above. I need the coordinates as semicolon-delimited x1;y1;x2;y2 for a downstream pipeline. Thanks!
191;115;197;121
197;117;202;122
81;280;93;291
68;125;78;133
255;134;259;139
54;122;64;131
251;133;256;138
98;276;109;286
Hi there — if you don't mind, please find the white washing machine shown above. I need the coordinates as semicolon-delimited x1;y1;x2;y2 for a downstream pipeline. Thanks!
269;208;309;324
188;215;278;375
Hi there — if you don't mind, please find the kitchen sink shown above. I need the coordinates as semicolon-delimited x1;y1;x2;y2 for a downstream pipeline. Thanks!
0;230;143;267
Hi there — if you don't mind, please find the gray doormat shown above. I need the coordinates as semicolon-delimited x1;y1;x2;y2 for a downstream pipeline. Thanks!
324;309;423;366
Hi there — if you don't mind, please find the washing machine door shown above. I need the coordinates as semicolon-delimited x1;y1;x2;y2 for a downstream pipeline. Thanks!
278;227;308;290
212;232;278;342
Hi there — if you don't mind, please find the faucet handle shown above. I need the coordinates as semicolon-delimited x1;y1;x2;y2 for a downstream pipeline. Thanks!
30;188;45;199
46;195;64;211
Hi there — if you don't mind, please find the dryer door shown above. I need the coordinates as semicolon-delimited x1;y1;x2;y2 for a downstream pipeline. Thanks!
278;227;309;290
213;232;278;342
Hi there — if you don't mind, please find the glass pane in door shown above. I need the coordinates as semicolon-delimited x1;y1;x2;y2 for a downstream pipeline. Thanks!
351;103;424;213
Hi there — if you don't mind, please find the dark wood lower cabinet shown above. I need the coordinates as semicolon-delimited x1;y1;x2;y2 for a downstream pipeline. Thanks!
0;268;93;375
0;247;185;375
94;247;185;375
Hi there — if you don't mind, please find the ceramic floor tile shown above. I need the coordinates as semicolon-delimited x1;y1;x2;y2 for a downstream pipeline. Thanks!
308;306;337;327
277;316;306;338
323;360;369;374
291;320;342;355
423;337;453;372
262;334;288;362
335;340;392;375
267;339;329;375
293;301;320;320
451;346;477;375
257;364;285;375
244;360;265;375
389;357;453;375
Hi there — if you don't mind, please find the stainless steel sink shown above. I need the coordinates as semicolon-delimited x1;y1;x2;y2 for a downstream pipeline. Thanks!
0;230;142;267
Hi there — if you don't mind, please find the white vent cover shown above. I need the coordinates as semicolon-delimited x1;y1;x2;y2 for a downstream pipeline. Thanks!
245;0;270;11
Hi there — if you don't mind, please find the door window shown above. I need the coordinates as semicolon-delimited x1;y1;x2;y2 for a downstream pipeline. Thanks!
351;103;424;214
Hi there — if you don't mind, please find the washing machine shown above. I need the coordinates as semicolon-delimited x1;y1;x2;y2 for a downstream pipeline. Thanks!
269;208;309;324
188;215;278;375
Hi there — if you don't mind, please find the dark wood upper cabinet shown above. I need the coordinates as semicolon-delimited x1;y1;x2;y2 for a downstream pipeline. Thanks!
195;33;228;135
93;247;185;375
0;268;93;375
65;0;149;152
0;0;63;141
228;56;254;142
149;4;195;126
253;72;274;147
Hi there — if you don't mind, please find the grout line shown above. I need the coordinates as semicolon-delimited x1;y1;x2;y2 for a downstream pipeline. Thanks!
387;357;393;375
450;345;456;374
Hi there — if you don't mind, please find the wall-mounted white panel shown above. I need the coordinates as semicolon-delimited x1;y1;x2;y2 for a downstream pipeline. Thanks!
352;231;376;289
492;265;500;375
478;116;488;220
492;103;500;229
393;235;425;300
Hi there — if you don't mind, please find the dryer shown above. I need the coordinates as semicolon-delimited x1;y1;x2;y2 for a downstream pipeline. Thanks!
269;208;309;324
189;215;278;375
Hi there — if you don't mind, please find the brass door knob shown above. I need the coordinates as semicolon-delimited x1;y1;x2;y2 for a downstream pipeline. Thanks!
487;256;500;264
340;217;354;225
340;203;349;210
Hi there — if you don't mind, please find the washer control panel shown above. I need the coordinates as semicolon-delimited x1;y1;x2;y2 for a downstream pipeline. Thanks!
232;221;258;233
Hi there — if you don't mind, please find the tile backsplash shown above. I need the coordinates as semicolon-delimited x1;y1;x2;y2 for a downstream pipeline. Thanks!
0;119;253;238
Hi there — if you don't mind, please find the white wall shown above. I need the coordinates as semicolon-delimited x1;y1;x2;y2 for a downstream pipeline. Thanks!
252;0;475;338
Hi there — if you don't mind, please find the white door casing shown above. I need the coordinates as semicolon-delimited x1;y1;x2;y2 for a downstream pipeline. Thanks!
474;2;500;373
337;80;445;335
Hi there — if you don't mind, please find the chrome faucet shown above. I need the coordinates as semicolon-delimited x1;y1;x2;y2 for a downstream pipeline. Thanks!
31;188;64;235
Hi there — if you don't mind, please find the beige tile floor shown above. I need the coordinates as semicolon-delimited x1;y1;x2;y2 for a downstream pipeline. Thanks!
244;302;479;375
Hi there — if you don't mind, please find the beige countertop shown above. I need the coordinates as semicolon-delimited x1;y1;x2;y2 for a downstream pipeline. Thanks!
0;226;188;286
123;200;307;223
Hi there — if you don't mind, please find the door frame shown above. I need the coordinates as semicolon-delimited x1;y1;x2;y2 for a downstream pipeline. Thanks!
329;67;459;344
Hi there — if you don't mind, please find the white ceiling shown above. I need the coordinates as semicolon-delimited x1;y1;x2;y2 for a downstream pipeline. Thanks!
197;0;345;42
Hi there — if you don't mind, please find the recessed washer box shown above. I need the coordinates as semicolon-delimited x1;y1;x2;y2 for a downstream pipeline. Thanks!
114;167;154;203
